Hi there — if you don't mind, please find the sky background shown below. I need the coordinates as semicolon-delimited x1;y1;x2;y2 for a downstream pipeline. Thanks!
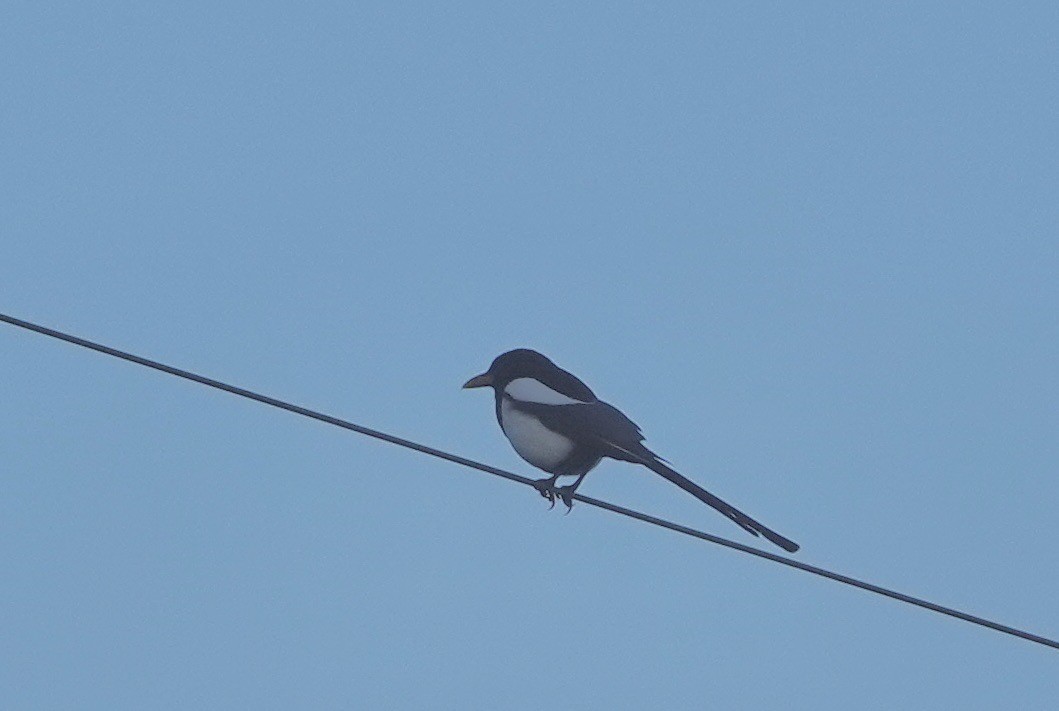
2;2;1057;708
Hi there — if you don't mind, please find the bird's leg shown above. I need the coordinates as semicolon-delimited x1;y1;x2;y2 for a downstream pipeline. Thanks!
554;473;588;511
532;475;560;508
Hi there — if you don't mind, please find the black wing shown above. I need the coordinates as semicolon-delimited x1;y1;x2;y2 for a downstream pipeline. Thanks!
519;400;800;553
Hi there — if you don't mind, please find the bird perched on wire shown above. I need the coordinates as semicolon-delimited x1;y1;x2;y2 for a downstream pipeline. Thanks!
463;349;799;553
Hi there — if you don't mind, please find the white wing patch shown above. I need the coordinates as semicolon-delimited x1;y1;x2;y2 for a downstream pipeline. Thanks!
503;377;588;405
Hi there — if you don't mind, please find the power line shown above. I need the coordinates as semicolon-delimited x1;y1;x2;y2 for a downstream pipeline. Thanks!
2;311;1056;652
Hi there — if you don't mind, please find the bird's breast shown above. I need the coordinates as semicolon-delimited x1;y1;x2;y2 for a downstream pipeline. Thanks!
499;398;575;472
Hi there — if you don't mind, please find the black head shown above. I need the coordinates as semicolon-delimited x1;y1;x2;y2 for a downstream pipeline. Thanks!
463;349;596;402
462;349;556;390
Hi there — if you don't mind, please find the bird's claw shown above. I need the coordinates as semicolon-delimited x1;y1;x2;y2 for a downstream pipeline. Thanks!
532;478;576;512
532;478;558;509
555;485;576;512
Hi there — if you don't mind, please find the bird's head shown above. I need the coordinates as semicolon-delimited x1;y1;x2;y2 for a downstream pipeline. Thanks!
462;349;555;391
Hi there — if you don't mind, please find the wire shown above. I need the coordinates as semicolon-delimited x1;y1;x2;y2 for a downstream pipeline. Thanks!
2;311;1057;652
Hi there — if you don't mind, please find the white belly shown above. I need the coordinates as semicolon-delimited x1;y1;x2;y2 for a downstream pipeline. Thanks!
500;399;575;471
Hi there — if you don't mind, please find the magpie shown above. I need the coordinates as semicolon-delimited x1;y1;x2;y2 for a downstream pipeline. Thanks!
463;349;800;553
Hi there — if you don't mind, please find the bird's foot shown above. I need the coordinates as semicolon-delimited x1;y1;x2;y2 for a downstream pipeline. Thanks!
532;477;559;509
554;485;577;512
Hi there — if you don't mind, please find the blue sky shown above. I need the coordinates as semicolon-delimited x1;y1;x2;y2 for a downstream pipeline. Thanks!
2;2;1057;708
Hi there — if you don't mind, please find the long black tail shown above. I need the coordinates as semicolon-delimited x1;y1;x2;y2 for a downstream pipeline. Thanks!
643;456;800;553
